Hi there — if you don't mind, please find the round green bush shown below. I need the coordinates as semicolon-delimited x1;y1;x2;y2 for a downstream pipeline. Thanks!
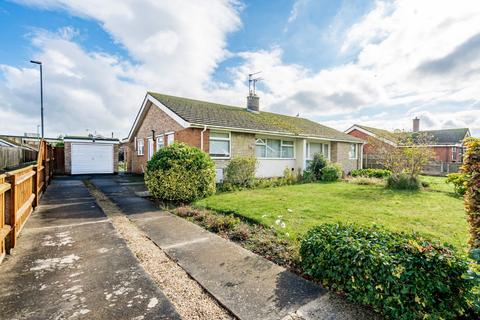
320;163;343;181
145;143;215;202
300;223;474;319
223;156;257;188
387;173;421;190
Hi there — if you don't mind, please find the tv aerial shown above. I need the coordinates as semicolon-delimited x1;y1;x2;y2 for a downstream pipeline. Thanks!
248;71;262;95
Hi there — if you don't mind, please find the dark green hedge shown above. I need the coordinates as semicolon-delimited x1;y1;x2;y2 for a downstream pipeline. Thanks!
300;223;474;319
145;143;215;202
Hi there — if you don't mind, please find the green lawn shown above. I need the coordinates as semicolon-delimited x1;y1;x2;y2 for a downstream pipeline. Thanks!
195;176;469;251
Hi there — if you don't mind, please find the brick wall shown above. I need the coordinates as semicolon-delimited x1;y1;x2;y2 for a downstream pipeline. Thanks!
214;132;255;169
129;102;185;173
113;144;119;173
64;142;71;174
331;141;361;173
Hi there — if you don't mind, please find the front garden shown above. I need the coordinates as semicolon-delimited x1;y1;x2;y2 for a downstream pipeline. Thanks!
143;141;480;319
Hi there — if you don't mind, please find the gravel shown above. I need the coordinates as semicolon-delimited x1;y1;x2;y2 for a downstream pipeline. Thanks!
85;181;234;320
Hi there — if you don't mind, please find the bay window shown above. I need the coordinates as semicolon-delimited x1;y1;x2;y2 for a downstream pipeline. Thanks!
209;131;230;158
255;138;295;159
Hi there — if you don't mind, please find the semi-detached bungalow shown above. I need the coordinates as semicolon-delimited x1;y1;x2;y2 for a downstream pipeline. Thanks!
125;92;364;180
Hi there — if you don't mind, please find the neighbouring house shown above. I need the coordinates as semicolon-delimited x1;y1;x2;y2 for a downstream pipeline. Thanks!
345;118;471;170
64;136;120;175
124;92;364;180
0;136;38;171
0;134;61;150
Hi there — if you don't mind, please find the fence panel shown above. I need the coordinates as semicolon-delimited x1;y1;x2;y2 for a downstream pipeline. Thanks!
6;166;36;249
0;146;37;171
0;174;11;263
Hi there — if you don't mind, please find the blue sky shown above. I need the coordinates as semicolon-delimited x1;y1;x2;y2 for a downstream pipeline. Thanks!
1;0;479;137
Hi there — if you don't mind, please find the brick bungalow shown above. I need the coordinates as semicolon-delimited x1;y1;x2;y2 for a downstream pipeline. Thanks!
125;92;364;180
345;118;471;165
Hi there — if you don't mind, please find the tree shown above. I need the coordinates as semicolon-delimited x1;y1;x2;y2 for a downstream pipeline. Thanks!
368;131;434;178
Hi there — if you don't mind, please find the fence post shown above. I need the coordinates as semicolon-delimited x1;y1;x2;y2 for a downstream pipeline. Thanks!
7;174;16;252
32;166;38;208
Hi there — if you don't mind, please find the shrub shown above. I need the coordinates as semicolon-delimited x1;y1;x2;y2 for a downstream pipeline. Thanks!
320;163;342;181
203;214;240;233
461;137;480;249
386;173;421;190
350;168;392;179
300;223;474;319
446;172;467;196
307;153;327;181
145;143;215;202
224;156;257;188
348;176;384;186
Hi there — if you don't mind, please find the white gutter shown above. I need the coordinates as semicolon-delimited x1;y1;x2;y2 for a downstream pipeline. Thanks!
190;123;363;144
200;125;207;151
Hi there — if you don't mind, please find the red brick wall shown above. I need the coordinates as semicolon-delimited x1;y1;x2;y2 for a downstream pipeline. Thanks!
347;129;392;155
126;102;212;173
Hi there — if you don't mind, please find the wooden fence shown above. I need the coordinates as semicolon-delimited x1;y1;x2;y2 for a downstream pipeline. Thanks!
0;146;37;171
0;140;54;263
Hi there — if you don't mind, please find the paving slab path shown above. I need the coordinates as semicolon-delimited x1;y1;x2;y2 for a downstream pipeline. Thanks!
0;177;180;320
91;175;380;320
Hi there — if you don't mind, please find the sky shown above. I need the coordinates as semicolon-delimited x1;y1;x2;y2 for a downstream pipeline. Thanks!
0;0;479;138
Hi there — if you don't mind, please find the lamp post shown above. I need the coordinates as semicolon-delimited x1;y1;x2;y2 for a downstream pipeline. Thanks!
30;60;44;138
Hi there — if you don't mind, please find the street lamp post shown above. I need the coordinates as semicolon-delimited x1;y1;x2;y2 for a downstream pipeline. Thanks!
30;60;44;139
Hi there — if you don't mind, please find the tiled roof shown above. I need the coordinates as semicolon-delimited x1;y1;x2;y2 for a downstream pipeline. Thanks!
352;125;469;145
354;124;398;142
416;128;470;145
148;92;363;143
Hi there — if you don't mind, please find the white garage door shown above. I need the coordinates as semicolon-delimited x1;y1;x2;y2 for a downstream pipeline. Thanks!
71;143;114;174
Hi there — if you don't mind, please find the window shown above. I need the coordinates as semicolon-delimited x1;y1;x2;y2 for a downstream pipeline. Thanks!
209;131;230;158
307;142;329;159
137;139;144;156
255;138;295;159
349;143;357;159
156;135;164;151
166;133;174;146
147;138;154;160
452;147;457;161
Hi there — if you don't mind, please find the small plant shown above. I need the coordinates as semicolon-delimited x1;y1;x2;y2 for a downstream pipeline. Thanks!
230;223;251;241
203;214;240;233
348;176;384;186
320;163;342;181
446;172;467;196
223;156;257;188
300;223;474;319
350;168;392;179
386;173;421;190
307;153;327;181
145;143;216;202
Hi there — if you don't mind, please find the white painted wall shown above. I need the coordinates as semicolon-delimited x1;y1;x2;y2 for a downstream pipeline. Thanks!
256;159;297;178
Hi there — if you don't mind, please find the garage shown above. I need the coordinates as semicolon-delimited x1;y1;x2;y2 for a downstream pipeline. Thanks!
64;136;119;175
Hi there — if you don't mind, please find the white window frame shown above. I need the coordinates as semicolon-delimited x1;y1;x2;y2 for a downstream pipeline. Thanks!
166;133;174;146
255;138;295;159
137;138;144;156
306;142;330;160
349;143;358;160
209;131;231;159
452;146;456;161
147;137;154;160
156;134;164;151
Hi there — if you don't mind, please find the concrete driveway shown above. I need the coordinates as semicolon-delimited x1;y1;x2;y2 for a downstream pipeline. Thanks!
0;177;179;320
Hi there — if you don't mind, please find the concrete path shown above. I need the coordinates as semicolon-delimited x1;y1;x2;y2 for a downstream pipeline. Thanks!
0;177;180;320
91;175;379;320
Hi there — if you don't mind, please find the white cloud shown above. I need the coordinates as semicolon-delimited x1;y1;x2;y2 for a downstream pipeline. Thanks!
2;0;480;138
2;0;241;137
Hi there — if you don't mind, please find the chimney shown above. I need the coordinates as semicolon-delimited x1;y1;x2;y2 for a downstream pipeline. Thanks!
247;93;260;113
413;117;420;132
